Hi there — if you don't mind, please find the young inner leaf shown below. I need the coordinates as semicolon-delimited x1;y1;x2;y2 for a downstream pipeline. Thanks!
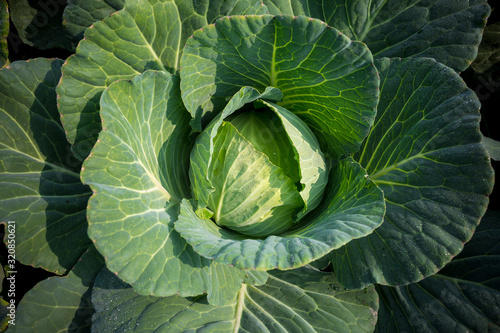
207;121;303;237
227;109;301;186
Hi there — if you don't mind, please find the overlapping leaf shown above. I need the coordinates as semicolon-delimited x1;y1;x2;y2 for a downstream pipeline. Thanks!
189;85;283;216
176;157;385;271
262;100;328;219
8;0;74;51
63;0;125;41
57;0;268;160
331;57;494;289
264;0;491;71
483;136;500;161
188;85;328;237
375;211;500;332
82;70;266;304
180;14;379;159
92;266;378;332
471;21;500;74
203;121;304;236
0;58;91;274
7;247;104;333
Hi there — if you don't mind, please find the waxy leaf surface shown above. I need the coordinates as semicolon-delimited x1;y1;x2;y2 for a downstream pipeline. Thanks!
82;70;266;304
181;14;379;158
264;0;491;71
7;247;104;333
332;57;494;289
262;100;328;219
176;157;385;271
375;211;500;332
189;86;327;237
0;58;91;274
57;0;267;160
91;266;378;332
204;121;304;236
63;0;125;41
189;85;283;217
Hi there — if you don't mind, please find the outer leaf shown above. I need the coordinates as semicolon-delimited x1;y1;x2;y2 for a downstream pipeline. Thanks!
57;0;268;160
180;15;379;158
471;21;500;73
7;247;104;333
332;57;494;289
92;266;378;332
483;136;500;161
176;157;385;271
264;0;491;72
63;0;125;41
0;59;91;274
375;211;500;332
0;0;7;67
8;0;74;51
82;70;266;304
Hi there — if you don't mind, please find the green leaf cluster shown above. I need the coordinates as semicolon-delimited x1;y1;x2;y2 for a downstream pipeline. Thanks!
0;0;497;332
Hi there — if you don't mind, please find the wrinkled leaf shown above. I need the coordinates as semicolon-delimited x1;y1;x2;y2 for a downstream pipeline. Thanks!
0;0;7;67
63;0;125;41
375;211;500;332
92;266;378;332
176;157;385;271
57;0;268;160
332;57;494;289
471;21;500;74
7;247;104;333
0;58;91;274
264;0;491;71
180;14;379;158
82;70;266;304
9;0;74;51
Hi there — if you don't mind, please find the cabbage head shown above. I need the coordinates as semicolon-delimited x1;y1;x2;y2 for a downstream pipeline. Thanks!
0;0;496;331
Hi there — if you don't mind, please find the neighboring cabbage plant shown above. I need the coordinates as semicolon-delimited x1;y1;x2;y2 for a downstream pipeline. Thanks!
0;0;497;332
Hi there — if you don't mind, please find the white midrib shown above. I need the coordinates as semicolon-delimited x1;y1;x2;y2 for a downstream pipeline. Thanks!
214;176;227;222
2;142;82;180
369;152;426;181
357;0;389;41
136;157;172;201
130;8;168;72
232;284;246;333
173;3;182;72
270;22;278;87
